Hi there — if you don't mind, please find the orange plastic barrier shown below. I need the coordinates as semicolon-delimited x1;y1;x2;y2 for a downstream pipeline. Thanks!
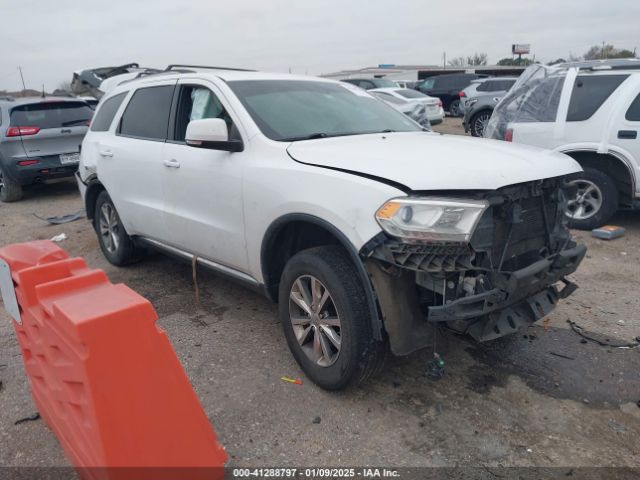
0;241;226;480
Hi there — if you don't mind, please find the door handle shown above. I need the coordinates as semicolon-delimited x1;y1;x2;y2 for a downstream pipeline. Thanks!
163;158;180;168
99;150;113;158
618;130;637;139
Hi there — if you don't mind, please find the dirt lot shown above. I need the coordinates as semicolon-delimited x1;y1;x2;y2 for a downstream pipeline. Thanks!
1;117;639;473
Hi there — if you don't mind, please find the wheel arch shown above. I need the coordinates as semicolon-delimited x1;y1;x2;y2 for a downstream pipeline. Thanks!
260;213;384;340
561;149;636;207
84;177;106;221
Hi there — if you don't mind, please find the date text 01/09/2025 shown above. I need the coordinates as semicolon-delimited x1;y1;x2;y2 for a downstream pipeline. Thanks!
232;468;400;478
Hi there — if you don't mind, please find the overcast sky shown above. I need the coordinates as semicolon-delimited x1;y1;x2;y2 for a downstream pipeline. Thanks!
1;0;638;91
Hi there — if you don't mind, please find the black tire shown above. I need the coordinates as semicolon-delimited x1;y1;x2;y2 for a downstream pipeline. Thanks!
278;246;387;390
448;99;461;117
566;167;618;230
470;110;492;137
0;166;23;202
94;191;144;265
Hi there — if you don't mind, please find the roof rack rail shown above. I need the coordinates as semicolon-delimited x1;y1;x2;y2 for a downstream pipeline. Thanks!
165;64;256;72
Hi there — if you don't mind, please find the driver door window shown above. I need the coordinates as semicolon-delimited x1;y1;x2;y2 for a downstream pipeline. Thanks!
172;85;239;142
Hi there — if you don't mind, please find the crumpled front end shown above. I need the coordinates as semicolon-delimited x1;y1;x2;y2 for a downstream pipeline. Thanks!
362;177;586;355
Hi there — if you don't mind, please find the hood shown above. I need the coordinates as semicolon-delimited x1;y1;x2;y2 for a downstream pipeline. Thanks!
286;132;581;192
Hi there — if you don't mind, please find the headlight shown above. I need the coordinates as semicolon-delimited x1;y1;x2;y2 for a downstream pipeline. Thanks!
375;197;489;242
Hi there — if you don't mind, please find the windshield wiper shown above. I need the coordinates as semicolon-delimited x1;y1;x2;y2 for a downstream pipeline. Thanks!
282;132;330;141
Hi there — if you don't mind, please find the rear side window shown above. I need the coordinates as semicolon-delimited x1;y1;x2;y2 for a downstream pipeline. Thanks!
477;80;515;92
626;93;640;121
419;78;436;90
91;92;127;132
118;85;174;140
10;102;93;128
567;75;629;121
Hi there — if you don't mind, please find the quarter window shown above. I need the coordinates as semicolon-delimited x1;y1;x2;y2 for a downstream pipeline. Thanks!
119;85;174;140
91;92;127;132
567;75;629;122
626;93;640;121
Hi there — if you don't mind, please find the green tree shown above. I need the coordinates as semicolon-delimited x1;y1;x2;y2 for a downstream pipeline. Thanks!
497;57;534;66
584;44;636;60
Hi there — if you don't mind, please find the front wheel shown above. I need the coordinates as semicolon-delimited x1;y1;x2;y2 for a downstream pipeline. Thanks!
566;167;618;230
94;191;145;265
278;246;386;390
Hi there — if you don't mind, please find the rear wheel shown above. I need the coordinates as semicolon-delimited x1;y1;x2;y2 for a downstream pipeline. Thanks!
94;191;144;265
470;110;492;137
449;99;461;117
566;167;618;230
0;167;23;202
278;246;387;390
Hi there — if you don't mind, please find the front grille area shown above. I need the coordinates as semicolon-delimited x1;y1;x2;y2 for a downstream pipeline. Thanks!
386;242;474;272
471;178;569;272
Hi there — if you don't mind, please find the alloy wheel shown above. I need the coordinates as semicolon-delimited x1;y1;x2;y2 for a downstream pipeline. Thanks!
473;113;491;137
0;170;4;193
99;203;120;253
289;275;342;367
566;179;603;220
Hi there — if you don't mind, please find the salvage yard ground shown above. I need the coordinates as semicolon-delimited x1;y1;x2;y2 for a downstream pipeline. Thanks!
1;117;639;471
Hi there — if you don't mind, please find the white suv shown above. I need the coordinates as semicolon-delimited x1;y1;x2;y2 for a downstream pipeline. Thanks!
77;65;586;390
485;59;640;230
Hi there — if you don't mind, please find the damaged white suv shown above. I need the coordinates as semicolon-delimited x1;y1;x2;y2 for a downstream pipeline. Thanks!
77;66;586;390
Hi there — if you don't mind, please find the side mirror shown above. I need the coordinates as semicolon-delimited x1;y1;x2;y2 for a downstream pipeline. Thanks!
185;118;244;152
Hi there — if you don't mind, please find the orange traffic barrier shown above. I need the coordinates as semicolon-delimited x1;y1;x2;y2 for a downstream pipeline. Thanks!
0;241;226;480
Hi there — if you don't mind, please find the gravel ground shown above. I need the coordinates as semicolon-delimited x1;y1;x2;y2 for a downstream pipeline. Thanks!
1;118;639;474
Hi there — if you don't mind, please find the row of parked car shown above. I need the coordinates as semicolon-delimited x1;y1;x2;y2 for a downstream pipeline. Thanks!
343;60;640;230
339;73;515;138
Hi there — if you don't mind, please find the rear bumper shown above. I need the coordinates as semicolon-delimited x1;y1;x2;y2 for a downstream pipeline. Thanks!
4;154;78;186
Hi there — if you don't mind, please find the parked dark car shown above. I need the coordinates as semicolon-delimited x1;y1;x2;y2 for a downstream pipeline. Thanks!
415;73;488;117
463;95;503;137
341;77;398;90
0;97;93;202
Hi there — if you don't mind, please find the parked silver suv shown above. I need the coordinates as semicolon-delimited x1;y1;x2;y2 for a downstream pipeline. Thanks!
0;96;93;202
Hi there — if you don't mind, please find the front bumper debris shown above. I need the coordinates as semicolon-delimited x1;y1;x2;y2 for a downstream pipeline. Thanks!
361;177;587;354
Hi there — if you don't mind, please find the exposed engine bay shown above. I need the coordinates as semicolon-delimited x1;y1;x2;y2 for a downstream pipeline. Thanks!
362;176;587;355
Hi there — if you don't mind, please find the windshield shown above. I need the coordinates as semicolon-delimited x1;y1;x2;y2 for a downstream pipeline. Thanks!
228;80;422;141
373;78;397;88
484;65;567;140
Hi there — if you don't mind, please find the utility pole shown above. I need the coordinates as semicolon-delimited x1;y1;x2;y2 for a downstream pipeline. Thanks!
602;41;606;59
17;66;26;90
443;52;446;71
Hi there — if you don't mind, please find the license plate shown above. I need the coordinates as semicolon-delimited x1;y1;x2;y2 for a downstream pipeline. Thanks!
0;259;21;324
60;152;80;165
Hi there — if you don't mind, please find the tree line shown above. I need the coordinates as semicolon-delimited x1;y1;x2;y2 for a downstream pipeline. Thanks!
448;44;636;67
